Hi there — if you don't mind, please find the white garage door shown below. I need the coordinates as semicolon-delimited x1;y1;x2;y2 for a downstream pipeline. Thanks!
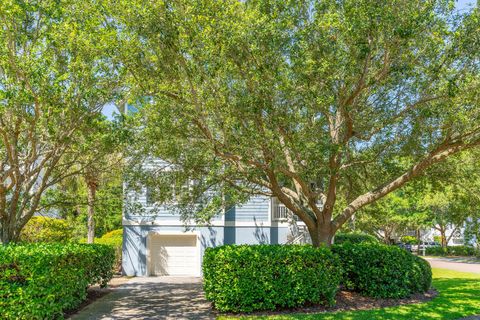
149;234;199;276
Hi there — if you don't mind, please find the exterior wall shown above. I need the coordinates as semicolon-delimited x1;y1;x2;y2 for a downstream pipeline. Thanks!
225;195;270;223
122;224;290;276
122;226;147;276
126;190;269;224
122;158;295;276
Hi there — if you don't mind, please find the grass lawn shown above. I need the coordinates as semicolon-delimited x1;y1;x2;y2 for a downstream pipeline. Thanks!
219;268;480;320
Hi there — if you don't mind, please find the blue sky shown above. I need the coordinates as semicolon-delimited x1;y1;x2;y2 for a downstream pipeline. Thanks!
457;0;476;10
101;0;477;119
102;102;118;120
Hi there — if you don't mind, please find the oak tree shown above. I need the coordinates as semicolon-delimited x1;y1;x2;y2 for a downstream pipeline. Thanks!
114;0;480;245
0;0;120;243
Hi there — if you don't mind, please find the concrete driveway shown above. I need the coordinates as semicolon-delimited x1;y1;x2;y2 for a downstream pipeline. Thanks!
425;257;480;274
69;277;215;320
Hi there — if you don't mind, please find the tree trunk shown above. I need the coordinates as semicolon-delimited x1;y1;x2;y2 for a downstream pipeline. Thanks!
0;223;12;245
416;229;421;252
308;223;335;247
384;229;392;244
440;227;447;248
0;214;18;245
85;173;98;244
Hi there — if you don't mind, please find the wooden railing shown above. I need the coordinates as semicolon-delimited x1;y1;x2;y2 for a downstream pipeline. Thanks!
273;203;290;221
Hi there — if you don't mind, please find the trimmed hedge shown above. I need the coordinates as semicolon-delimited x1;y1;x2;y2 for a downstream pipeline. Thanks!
203;244;342;312
426;245;476;256
334;232;378;245
0;243;115;319
332;243;432;298
96;229;123;273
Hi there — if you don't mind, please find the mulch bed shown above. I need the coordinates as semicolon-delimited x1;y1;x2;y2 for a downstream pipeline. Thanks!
220;289;438;317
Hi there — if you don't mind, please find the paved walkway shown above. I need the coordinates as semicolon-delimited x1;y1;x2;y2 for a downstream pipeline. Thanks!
69;277;215;320
425;257;480;274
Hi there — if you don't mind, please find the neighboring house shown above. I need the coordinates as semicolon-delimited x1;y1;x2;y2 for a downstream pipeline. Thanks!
395;226;467;246
122;160;307;276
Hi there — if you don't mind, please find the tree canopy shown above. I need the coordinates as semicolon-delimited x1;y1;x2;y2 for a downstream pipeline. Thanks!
0;0;121;243
113;0;480;245
112;0;480;245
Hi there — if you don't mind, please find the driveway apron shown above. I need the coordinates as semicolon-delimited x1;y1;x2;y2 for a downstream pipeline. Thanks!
69;277;215;320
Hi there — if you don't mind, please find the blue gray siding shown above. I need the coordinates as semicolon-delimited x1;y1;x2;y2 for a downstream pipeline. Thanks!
122;225;290;276
224;195;270;223
126;189;270;223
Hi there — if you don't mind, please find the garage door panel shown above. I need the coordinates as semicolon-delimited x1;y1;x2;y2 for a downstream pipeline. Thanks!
150;234;198;276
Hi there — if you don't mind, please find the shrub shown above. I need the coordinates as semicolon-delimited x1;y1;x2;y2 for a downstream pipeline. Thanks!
401;235;419;245
96;229;123;273
426;245;475;256
332;243;432;298
447;245;475;256
203;244;342;312
19;216;73;243
425;246;447;256
334;232;378;245
0;243;115;319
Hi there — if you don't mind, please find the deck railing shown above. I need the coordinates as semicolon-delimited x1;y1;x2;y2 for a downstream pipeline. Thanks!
273;203;289;221
272;203;299;222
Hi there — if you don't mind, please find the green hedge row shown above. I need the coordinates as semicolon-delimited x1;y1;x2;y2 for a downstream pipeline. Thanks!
203;243;432;312
203;244;342;312
95;229;123;273
0;243;115;319
426;245;476;256
334;232;378;244
332;243;432;299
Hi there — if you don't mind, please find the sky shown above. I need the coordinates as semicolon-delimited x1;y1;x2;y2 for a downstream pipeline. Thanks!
101;0;477;120
102;102;118;120
457;0;476;11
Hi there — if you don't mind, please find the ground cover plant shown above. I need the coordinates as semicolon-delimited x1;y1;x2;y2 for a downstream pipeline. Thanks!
0;243;115;319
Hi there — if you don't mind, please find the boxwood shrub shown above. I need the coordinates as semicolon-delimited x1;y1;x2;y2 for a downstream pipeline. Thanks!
332;243;432;298
203;244;342;312
0;243;115;319
333;232;378;244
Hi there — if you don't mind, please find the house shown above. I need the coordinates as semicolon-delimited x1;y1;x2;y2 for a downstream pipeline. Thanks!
122;160;308;277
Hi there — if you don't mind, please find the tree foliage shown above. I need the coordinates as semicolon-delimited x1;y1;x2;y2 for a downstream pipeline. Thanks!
0;0;121;243
42;163;123;239
354;182;429;243
113;0;480;245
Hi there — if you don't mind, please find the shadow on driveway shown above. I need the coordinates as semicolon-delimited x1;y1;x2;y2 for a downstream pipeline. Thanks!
69;277;215;320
